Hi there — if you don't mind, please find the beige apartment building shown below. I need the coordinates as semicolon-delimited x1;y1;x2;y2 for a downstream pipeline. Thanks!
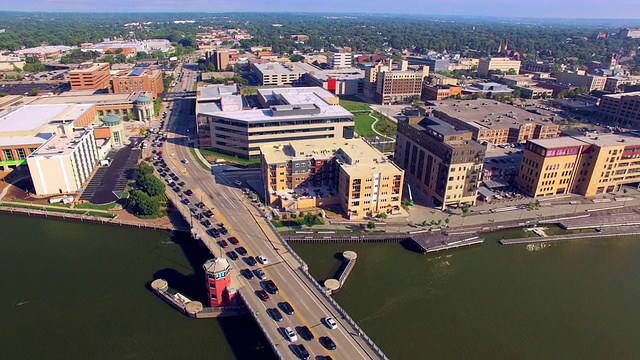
374;61;429;105
27;124;99;195
477;57;521;77
261;138;404;219
598;91;640;128
69;62;111;90
429;99;560;144
395;114;484;209
517;133;640;198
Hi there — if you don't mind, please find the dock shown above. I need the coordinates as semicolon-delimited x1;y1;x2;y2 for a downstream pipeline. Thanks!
324;251;358;295
150;279;247;318
558;211;640;230
412;233;484;253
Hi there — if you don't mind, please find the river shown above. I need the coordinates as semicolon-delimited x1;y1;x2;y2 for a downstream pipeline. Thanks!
292;229;640;359
0;214;275;360
5;213;640;359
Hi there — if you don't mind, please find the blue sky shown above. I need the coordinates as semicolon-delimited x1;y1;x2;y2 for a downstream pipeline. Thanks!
6;0;640;18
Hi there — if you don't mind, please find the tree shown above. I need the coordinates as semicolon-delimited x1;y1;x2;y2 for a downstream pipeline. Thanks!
506;68;518;75
129;190;160;216
304;213;321;227
289;54;305;62
29;88;40;96
512;88;522;99
134;161;154;177
366;221;376;229
138;174;166;197
375;212;388;219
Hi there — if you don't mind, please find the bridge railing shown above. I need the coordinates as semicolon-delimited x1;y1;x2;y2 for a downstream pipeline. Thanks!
257;204;389;360
239;290;286;359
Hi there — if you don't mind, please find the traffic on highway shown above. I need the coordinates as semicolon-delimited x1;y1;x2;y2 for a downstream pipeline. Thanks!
150;58;383;360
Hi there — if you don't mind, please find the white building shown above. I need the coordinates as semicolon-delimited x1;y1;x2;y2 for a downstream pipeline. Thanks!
328;52;352;69
27;124;99;195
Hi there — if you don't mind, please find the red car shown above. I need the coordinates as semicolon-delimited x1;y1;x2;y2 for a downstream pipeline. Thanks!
228;236;239;245
219;240;228;248
158;151;163;156
257;290;269;302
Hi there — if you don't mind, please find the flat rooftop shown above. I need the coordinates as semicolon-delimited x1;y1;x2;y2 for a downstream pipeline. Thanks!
261;138;401;177
70;62;109;73
0;104;93;135
430;99;554;130
602;91;640;99
197;84;241;101
203;87;352;122
529;133;640;149
30;127;94;157
32;92;145;106
254;62;297;75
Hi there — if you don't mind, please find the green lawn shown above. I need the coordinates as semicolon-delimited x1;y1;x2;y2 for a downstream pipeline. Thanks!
75;202;118;211
199;148;261;166
339;96;371;112
189;147;212;171
371;112;398;138
354;113;377;137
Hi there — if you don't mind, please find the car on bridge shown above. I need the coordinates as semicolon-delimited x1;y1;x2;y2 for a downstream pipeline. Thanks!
279;301;294;315
297;326;314;341
244;256;257;266
257;255;268;265
262;280;279;294
257;289;269;302
268;308;283;322
234;180;243;187
218;240;228;248
323;317;338;330
241;268;254;279
236;246;248;256
254;269;267;280
283;327;298;342
226;250;238;261
319;336;336;350
228;236;239;245
293;344;310;360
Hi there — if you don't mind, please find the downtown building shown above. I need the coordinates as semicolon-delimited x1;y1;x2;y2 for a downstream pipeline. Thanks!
197;87;354;159
261;138;404;219
597;91;640;128
366;60;429;105
395;114;485;210
69;62;111;91
477;57;521;78
517;133;640;198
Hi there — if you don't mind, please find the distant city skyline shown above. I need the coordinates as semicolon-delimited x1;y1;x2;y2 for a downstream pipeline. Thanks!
4;0;640;19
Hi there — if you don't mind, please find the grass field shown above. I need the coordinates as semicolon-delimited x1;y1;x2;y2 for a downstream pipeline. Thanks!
199;149;260;166
190;147;211;171
354;113;377;136
339;96;371;112
75;202;118;211
371;112;398;138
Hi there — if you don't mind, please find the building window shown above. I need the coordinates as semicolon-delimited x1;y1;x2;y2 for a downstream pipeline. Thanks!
2;149;14;161
15;148;26;160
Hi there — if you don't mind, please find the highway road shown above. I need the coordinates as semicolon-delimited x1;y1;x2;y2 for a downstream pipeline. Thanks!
156;61;384;360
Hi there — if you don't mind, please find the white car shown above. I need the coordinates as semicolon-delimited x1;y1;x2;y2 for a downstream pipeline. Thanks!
182;159;189;164
323;317;338;330
284;327;298;342
234;180;243;187
257;255;268;265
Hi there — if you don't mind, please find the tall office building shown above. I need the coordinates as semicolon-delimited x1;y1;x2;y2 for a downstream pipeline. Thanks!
111;67;164;100
213;50;230;71
395;115;485;210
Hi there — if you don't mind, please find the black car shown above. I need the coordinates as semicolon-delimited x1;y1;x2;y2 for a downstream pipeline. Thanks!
202;219;212;227
226;251;238;261
171;176;179;181
279;301;294;315
196;202;206;209
178;181;186;186
172;186;180;192
219;227;228;235
181;198;190;205
297;326;314;341
236;246;248;256
245;256;257;266
203;210;213;218
268;308;283;322
263;280;279;294
294;344;310;360
208;228;220;237
241;268;254;279
185;189;193;196
319;336;336;350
